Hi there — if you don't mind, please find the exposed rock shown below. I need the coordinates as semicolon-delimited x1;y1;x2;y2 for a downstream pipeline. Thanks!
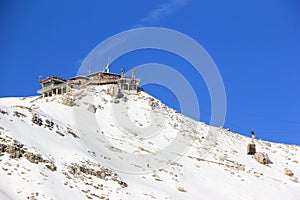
107;85;122;98
117;180;128;187
60;96;75;106
101;97;108;103
66;162;128;188
0;108;8;115
66;128;79;138
46;163;57;171
32;113;43;126
122;96;128;102
9;148;22;159
45;119;54;130
148;98;159;109
13;111;27;118
56;131;65;137
254;152;270;165
6;143;24;159
284;168;294;177
111;98;120;104
291;177;299;183
0;144;7;152
178;187;187;192
24;152;45;164
0;138;56;172
97;105;104;110
87;104;97;113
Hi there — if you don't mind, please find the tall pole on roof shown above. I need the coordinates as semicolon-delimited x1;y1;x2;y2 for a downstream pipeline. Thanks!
251;131;255;144
38;75;42;83
121;67;125;78
132;68;136;79
105;57;110;73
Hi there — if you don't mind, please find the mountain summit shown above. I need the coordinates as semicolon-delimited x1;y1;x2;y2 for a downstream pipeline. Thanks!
0;85;299;200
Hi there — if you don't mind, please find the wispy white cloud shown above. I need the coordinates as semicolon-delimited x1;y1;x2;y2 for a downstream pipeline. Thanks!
134;0;191;27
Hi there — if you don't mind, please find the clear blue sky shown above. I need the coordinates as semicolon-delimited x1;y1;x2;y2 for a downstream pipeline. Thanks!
1;0;300;145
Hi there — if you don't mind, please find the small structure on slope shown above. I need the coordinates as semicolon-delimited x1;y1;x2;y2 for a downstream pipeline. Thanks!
247;131;256;155
247;131;270;165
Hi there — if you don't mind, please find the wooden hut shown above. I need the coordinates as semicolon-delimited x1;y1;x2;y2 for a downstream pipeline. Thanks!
37;76;67;97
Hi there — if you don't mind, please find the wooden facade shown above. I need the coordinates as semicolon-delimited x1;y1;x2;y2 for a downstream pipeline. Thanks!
38;71;139;97
37;76;68;97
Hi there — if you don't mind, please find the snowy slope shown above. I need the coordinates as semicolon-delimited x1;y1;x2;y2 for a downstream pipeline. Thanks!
0;85;299;200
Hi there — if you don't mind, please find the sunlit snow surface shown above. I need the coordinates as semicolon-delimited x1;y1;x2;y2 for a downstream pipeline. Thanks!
0;85;299;200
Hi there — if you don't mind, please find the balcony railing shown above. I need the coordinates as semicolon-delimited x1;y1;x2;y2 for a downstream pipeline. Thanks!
37;83;66;94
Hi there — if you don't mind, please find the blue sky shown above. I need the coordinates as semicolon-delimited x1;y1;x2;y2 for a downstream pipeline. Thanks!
1;0;300;145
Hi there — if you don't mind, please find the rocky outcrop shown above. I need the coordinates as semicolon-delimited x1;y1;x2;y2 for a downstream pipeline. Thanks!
46;163;57;171
24;152;46;164
87;104;97;113
0;139;56;171
66;127;79;138
0;108;8;115
60;95;75;106
284;168;294;177
66;162;128;188
106;85;122;98
32;113;43;126
284;168;299;183
13;111;27;118
0;142;24;159
254;152;270;165
45;119;54;130
148;97;159;110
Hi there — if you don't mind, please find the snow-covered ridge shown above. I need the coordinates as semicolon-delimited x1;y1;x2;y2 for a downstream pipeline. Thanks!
0;85;299;200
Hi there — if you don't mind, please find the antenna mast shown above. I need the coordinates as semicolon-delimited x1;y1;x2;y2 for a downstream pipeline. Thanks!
105;58;110;73
132;68;136;79
251;131;255;144
121;67;125;78
247;131;256;155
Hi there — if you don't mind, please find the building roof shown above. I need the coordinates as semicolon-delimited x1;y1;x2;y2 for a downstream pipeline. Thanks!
87;71;121;78
39;76;66;84
69;76;90;80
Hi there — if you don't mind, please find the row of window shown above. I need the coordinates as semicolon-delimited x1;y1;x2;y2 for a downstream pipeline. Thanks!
121;84;137;90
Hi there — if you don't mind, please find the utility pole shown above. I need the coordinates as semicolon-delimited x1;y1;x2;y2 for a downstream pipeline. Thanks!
247;131;256;155
132;68;136;79
105;58;110;73
121;67;125;77
251;131;255;144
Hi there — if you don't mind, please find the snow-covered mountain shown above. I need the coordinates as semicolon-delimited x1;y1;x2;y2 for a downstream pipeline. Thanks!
0;85;299;200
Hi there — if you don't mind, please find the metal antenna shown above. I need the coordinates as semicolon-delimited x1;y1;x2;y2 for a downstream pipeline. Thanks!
132;68;136;79
121;67;125;77
105;57;110;73
251;131;255;144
